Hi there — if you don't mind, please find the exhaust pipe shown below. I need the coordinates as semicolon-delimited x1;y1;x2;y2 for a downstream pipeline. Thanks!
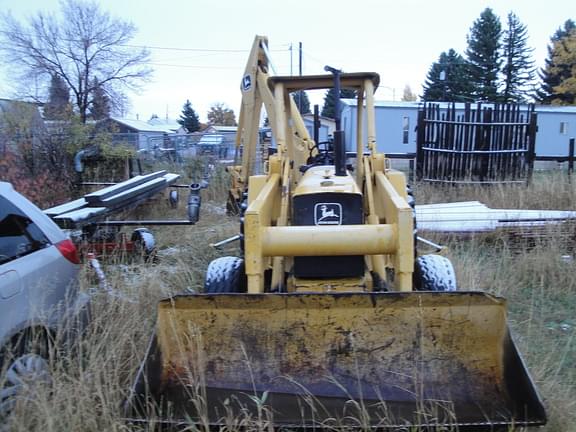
324;65;346;176
187;183;202;223
333;130;346;176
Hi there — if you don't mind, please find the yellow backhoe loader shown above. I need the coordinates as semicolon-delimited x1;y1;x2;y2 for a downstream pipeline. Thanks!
125;36;546;429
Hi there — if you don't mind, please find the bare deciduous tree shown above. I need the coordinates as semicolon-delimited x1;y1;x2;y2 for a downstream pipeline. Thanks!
0;0;152;122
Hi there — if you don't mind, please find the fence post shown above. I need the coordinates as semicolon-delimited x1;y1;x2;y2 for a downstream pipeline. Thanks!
569;137;575;177
526;112;538;184
479;107;492;181
416;108;425;181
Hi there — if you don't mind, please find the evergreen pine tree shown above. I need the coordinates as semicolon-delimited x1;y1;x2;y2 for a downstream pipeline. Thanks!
293;91;311;114
501;12;536;102
538;20;576;104
321;88;356;119
465;8;502;101
178;100;200;132
401;85;417;102
547;30;576;105
422;49;474;102
44;74;71;119
553;19;576;40
89;78;111;120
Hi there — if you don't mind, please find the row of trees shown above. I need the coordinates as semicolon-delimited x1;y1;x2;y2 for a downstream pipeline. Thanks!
270;11;574;119
177;101;237;132
179;89;343;133
422;9;575;105
180;88;352;129
3;1;573;131
1;0;241;132
423;9;534;102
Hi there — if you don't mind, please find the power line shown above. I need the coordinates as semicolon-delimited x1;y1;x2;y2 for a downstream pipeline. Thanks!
122;44;248;53
122;44;288;53
149;62;241;70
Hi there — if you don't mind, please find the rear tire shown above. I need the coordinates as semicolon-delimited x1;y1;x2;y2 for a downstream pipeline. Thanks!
406;185;417;258
131;228;156;262
169;190;179;209
204;257;247;293
414;254;457;292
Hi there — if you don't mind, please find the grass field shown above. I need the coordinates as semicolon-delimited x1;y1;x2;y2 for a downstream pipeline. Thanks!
2;163;575;431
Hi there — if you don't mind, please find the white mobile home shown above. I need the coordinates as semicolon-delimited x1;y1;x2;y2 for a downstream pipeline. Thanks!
340;100;576;158
302;114;336;143
340;100;420;155
532;105;576;156
105;117;180;151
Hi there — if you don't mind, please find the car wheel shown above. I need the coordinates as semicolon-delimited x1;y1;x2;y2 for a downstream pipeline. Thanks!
204;257;247;293
169;190;179;209
0;334;52;419
131;228;156;262
413;254;457;292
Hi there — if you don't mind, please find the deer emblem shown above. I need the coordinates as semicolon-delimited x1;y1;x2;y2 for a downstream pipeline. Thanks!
315;203;342;225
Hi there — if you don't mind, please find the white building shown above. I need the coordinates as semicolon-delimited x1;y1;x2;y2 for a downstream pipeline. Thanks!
340;100;576;158
106;117;180;150
302;114;336;143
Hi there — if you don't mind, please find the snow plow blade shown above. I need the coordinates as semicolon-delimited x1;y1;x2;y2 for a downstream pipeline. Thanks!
125;292;546;429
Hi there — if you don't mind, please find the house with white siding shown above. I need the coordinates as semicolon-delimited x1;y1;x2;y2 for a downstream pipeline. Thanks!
340;100;576;158
102;117;180;150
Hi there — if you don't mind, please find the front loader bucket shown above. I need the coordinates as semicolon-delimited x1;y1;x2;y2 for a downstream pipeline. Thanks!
125;292;546;429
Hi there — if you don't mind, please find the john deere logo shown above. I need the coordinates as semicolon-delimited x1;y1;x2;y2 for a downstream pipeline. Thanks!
314;203;342;225
242;75;252;91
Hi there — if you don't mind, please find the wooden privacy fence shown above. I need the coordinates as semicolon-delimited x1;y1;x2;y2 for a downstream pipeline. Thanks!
416;103;537;184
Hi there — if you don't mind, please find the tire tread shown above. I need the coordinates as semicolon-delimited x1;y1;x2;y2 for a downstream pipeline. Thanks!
204;257;246;293
414;254;457;291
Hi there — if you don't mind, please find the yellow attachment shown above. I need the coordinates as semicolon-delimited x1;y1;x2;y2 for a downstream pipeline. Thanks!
128;292;545;429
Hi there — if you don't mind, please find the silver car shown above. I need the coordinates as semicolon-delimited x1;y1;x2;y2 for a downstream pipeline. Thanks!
0;181;90;416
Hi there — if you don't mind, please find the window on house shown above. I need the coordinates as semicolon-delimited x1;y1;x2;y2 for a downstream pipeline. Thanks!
402;116;410;144
560;122;568;134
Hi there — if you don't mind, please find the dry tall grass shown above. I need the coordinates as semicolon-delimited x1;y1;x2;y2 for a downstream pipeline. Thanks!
416;171;576;431
2;164;575;431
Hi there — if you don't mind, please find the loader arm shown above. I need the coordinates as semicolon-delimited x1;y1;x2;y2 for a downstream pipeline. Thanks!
230;36;316;212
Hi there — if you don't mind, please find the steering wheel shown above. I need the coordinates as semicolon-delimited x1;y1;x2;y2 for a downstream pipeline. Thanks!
307;141;334;165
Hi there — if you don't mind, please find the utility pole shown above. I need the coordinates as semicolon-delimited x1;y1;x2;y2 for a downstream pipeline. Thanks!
289;43;293;76
299;42;302;76
298;42;303;112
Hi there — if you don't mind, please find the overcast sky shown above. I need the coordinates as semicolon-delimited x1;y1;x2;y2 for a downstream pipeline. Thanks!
0;0;573;122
